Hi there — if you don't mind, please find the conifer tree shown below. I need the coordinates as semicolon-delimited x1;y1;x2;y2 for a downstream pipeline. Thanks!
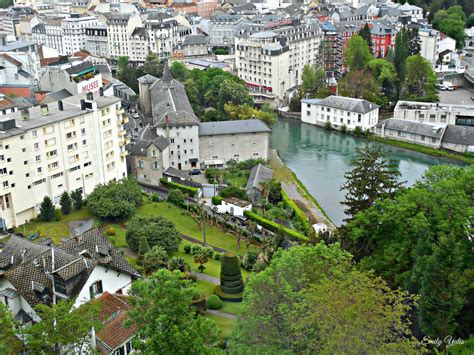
39;196;55;222
340;145;403;220
59;192;72;215
137;236;151;264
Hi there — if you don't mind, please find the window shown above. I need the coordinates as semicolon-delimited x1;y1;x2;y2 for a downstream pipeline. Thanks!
3;181;8;188
36;155;41;162
47;149;57;158
48;162;59;170
89;280;103;299
306;111;310;116
152;162;159;169
151;150;157;157
37;167;42;174
45;138;56;147
34;142;39;150
170;138;175;143
137;160;144;169
32;130;37;137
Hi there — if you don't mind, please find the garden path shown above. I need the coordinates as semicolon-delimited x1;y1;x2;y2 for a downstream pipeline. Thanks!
205;309;237;320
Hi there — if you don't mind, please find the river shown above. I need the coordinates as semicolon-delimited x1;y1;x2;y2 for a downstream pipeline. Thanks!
270;117;462;226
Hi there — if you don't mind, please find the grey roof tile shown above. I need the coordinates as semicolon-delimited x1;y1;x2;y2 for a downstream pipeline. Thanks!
199;119;271;136
246;164;273;191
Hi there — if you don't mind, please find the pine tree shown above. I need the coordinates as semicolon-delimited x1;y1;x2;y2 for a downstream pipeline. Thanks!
358;23;373;51
137;235;151;264
59;192;72;215
39;196;55;222
408;28;421;56
71;189;83;210
340;145;404;220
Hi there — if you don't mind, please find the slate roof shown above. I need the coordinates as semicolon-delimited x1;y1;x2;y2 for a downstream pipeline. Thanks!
0;235;50;270
380;119;446;139
442;125;474;146
311;95;379;114
58;228;140;278
246;164;273;191
96;292;137;351
41;89;73;104
129;124;170;156
183;34;208;46
199;119;271;136
137;74;159;84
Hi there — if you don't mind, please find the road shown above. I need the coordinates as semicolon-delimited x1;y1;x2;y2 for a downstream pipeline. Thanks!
438;87;474;105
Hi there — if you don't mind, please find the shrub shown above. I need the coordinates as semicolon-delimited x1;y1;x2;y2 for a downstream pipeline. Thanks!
59;192;72;215
207;295;223;310
39;196;55;222
168;256;189;272
340;124;347;133
212;195;223;206
353;126;364;136
242;250;259;271
324;121;332;130
105;227;116;236
167;189;184;206
183;243;192;254
220;186;247;200
126;215;181;254
243;210;308;242
191;244;203;255
88;177;142;219
214;253;221;261
160;178;198;197
142;246;168;274
137;235;151;264
53;209;62;222
151;193;161;202
281;190;308;231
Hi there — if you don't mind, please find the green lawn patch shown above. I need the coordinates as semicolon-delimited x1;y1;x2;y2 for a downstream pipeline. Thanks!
103;223;127;248
207;314;236;339
220;301;244;315
15;208;94;245
225;171;248;188
125;255;138;268
195;279;216;296
137;202;252;254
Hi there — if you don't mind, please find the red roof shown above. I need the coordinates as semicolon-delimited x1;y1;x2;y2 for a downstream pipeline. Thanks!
96;292;137;351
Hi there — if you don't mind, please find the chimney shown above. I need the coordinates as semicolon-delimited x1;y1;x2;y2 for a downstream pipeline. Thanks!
58;100;63;111
80;99;86;110
99;87;104;96
21;108;29;120
86;92;93;101
40;104;49;116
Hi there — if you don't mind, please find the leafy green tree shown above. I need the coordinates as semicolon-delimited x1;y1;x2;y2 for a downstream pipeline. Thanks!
223;103;276;126
217;79;253;111
193;246;213;272
117;56;129;78
342;165;473;339
184;79;202;117
142;245;168;274
24;300;102;354
168;256;189;272
338;70;381;104
301;65;326;97
358;23;373;51
127;269;220;353
228;244;420;353
143;52;163;78
167;188;184;205
289;94;301;112
340;145;403;220
344;35;373;71
268;179;282;204
0;303;23;354
394;27;410;84
87;177;142;219
126;215;181;254
402;55;438;102
137;235;151;264
39;196;55;222
0;0;13;7
367;59;398;107
202;107;222;121
433;6;466;49
59;192;72;215
70;189;83;210
170;61;188;82
116;56;144;92
467;13;474;27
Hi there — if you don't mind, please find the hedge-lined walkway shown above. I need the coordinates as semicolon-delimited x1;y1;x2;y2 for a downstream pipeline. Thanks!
181;234;227;253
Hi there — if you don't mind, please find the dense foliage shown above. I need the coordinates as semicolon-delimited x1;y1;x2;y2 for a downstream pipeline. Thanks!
116;54;163;92
126;215;181;254
342;164;473;340
432;5;467;49
228;244;421;353
87;178;142;219
340;145;403;220
127;269;220;353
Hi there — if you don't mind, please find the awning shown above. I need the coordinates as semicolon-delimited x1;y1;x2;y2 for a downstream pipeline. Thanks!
203;159;225;166
189;158;199;163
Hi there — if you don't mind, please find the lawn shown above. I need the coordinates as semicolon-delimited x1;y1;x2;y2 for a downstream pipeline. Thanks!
14;208;94;244
137;202;252;254
195;279;216;295
221;300;244;315
207;314;237;339
225;170;248;188
104;223;127;248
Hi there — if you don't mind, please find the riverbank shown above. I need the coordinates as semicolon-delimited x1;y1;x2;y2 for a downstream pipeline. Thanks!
371;136;473;165
268;149;335;230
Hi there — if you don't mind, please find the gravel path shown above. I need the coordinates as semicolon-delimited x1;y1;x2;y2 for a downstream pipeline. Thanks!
181;234;227;253
194;271;220;284
205;309;237;320
68;219;94;237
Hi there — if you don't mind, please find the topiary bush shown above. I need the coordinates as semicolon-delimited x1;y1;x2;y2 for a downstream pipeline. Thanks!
214;252;244;301
214;253;221;261
207;294;223;310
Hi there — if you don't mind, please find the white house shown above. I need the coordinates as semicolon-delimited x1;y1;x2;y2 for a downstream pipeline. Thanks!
301;96;379;131
0;228;140;326
465;27;474;50
216;197;252;217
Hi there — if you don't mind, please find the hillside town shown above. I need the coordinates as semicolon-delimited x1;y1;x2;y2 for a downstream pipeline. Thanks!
0;0;472;353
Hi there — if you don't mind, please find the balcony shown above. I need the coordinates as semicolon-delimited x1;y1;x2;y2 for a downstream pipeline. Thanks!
117;118;124;126
116;108;124;115
123;116;129;124
120;151;128;158
118;130;126;137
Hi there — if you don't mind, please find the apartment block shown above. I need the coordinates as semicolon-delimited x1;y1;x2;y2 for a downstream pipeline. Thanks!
0;94;129;230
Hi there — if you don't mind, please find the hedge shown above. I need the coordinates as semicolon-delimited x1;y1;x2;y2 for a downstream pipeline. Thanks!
281;190;308;230
159;178;199;197
212;195;223;205
244;210;308;242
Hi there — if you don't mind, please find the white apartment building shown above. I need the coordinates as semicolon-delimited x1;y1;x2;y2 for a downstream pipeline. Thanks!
106;12;143;59
301;96;379;131
0;93;129;229
210;13;248;48
235;20;321;103
85;24;108;59
394;100;474;127
62;14;98;54
144;12;180;60
419;28;439;66
32;19;63;54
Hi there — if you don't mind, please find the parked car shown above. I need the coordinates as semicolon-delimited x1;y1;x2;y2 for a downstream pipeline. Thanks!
132;113;140;119
189;169;201;175
471;96;474;101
